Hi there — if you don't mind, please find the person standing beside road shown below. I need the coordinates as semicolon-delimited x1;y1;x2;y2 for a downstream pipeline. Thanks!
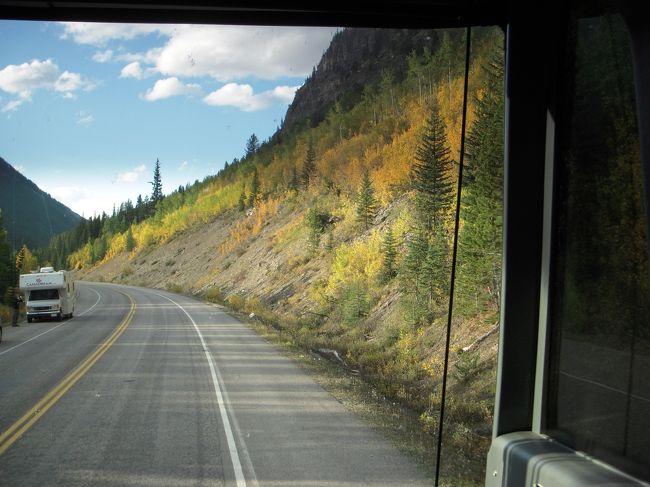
11;293;23;327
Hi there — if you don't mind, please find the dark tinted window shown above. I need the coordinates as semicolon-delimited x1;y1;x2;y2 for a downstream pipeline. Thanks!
546;12;650;481
30;289;60;300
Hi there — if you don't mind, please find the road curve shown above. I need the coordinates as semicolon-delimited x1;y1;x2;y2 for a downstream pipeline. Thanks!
0;282;432;487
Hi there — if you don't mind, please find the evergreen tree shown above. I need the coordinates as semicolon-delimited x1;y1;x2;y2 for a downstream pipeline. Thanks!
342;280;369;326
301;142;316;189
288;165;299;191
248;167;260;208
380;226;398;283
400;229;430;324
135;194;145;222
411;105;454;232
458;50;504;310
245;133;259;158
125;227;135;252
305;207;327;256
423;225;450;305
0;210;13;303
238;184;247;211
355;169;379;230
150;158;163;206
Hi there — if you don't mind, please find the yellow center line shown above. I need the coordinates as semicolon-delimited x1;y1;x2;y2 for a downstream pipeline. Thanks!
0;292;136;456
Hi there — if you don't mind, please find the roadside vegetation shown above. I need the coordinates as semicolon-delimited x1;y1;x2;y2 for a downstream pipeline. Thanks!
30;26;503;485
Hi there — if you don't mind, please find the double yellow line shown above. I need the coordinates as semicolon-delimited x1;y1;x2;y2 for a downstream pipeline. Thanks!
0;292;136;456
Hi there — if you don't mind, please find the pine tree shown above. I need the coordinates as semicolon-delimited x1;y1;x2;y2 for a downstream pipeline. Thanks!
288;165;299;191
0;210;12;303
306;207;326;256
355;169;378;230
150;158;163;206
238;184;247;211
248;167;260;208
400;229;430;324
458;49;504;311
411;105;454;232
245;133;259;158
125;227;135;252
379;226;398;283
301;142;316;189
423;225;450;305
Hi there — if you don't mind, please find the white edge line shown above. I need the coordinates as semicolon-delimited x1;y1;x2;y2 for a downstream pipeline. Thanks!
0;286;102;357
560;370;650;404
154;291;256;487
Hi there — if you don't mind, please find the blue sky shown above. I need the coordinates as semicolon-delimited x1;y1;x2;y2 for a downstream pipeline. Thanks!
0;21;338;217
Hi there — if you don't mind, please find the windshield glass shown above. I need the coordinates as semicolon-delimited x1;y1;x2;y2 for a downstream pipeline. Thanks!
29;289;60;300
0;19;504;487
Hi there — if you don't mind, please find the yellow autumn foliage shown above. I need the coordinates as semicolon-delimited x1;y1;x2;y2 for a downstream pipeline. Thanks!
319;230;383;305
220;195;282;254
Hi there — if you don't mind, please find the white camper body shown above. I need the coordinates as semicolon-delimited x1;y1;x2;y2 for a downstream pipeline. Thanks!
19;267;76;322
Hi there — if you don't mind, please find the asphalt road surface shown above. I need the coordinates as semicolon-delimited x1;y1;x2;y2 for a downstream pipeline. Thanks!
0;282;432;486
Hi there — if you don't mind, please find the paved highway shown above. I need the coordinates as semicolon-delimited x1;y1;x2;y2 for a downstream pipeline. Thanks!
0;282;431;486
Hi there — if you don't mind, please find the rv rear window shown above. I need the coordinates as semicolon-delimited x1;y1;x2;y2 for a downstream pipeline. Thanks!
30;289;60;300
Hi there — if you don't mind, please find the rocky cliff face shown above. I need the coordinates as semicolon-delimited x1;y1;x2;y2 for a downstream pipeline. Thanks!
283;28;442;131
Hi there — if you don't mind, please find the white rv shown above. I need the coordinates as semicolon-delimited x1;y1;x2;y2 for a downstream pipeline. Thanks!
19;267;76;322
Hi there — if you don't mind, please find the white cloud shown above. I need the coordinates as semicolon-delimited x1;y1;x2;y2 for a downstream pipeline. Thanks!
2;97;28;113
120;61;145;79
60;22;173;46
60;22;336;81
0;59;60;94
76;111;94;125
143;77;201;101
55;71;84;92
203;83;298;112
116;164;146;183
119;61;157;80
0;59;93;111
179;160;189;170
153;25;334;81
92;49;113;63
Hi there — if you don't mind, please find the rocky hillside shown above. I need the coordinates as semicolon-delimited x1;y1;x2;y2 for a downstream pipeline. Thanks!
283;28;448;131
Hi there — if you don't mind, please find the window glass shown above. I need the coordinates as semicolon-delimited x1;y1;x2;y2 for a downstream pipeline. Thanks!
546;12;650;481
29;289;60;300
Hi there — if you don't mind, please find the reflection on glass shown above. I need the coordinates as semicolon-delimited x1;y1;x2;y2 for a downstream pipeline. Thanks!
547;13;650;481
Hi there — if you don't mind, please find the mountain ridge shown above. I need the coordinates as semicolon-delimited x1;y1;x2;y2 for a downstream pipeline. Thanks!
0;157;81;250
283;27;445;131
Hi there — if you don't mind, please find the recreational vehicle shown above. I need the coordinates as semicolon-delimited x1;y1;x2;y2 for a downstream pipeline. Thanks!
19;267;75;322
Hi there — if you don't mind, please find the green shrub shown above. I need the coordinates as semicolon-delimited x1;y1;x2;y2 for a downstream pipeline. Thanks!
166;283;183;294
205;286;224;303
453;349;481;383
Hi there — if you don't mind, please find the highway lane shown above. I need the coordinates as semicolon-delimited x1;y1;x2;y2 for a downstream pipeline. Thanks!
0;282;432;487
0;283;131;438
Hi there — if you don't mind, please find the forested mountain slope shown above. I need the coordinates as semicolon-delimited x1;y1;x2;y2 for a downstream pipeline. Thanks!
46;26;505;484
0;157;80;250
